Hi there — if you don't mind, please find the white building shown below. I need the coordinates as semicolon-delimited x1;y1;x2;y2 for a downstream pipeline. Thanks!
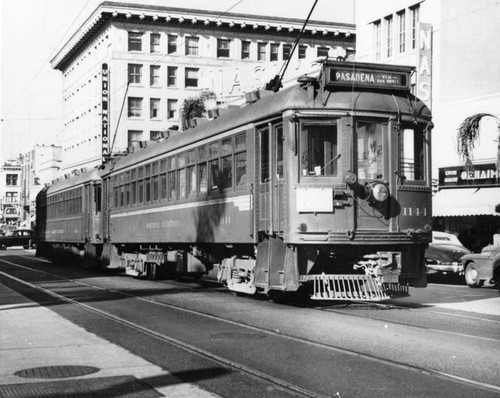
51;1;355;172
354;0;500;249
0;160;22;225
19;145;62;226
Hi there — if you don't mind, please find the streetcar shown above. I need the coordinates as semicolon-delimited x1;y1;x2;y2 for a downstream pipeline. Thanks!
36;60;433;301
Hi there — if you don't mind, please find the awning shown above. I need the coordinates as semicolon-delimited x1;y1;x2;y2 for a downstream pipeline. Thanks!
433;187;500;217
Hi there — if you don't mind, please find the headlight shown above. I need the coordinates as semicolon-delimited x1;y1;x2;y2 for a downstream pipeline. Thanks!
372;183;389;202
365;181;389;203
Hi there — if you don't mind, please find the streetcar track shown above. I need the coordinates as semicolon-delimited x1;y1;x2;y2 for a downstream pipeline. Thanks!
0;263;321;398
1;256;500;395
316;306;500;340
8;252;500;326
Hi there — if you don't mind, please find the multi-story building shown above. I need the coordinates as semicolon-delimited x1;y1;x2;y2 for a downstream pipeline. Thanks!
0;160;22;225
50;1;355;172
355;0;500;250
19;145;62;226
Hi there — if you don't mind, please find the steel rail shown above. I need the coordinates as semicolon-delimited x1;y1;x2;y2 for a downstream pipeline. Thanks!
1;256;500;395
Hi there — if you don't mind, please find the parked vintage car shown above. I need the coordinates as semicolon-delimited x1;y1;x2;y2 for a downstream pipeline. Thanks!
0;228;34;250
461;245;500;289
424;232;470;278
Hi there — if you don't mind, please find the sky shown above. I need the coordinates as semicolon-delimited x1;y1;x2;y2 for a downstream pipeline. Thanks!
0;0;355;162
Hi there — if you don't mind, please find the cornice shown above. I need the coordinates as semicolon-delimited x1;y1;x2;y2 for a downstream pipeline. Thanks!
50;1;355;71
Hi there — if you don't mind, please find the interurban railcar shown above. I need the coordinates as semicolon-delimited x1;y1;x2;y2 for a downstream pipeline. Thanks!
36;168;103;265
36;60;433;301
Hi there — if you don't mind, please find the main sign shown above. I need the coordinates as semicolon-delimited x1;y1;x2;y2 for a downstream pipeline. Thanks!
324;61;412;91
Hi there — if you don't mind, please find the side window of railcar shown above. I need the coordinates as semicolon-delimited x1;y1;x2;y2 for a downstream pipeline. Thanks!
152;162;159;201
208;142;220;191
145;164;151;203
113;176;119;207
221;138;233;189
168;157;177;199
260;128;269;182
94;184;102;213
160;159;167;200
302;121;338;177
400;125;426;181
235;134;247;186
120;173;125;207
276;126;284;179
186;150;196;196
125;171;130;206
356;120;386;180
137;166;144;204
131;169;137;205
178;154;186;198
198;146;208;194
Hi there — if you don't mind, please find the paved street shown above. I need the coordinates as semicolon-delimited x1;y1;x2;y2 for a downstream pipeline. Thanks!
1;249;499;397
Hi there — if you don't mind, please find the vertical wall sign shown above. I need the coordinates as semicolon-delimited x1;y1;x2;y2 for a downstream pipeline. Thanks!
102;63;109;164
418;23;432;109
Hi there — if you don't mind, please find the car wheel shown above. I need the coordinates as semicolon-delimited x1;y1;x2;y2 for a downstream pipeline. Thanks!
465;262;483;288
0;244;6;250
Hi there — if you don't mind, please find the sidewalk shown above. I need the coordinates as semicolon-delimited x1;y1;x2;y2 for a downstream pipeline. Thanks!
0;283;219;398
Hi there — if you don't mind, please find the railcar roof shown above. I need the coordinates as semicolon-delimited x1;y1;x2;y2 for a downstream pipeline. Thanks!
106;82;431;174
46;168;102;195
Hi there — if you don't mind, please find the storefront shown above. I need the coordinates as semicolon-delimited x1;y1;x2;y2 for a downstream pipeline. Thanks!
433;162;500;252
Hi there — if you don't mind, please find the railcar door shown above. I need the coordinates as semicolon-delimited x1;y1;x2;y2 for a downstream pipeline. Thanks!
258;123;285;236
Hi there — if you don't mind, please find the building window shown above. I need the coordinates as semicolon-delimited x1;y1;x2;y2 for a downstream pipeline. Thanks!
5;192;18;203
185;67;199;88
373;20;381;60
317;46;329;57
270;43;279;61
6;174;18;186
128;32;143;51
410;5;419;50
398;10;406;53
257;42;266;61
150;131;162;141
385;15;393;57
128;130;142;148
128;64;142;84
167;66;177;87
241;40;250;59
185;36;199;56
167;99;178;119
150;65;160;86
128;97;142;117
150;98;160;119
298;45;307;59
150;33;160;53
217;39;230;57
282;44;292;60
168;34;177;54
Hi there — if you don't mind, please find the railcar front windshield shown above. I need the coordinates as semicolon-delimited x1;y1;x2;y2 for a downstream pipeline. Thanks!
301;121;338;177
356;120;386;181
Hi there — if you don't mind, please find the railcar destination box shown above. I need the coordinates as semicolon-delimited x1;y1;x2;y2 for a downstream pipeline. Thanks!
323;61;412;91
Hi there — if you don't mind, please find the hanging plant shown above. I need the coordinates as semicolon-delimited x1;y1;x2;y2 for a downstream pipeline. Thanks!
456;113;499;166
180;91;216;131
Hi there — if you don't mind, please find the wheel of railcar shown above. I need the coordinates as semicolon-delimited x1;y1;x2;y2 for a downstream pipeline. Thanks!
268;290;287;304
465;262;483;288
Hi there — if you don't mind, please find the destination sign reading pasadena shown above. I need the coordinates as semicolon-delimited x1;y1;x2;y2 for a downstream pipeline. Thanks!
327;67;409;90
